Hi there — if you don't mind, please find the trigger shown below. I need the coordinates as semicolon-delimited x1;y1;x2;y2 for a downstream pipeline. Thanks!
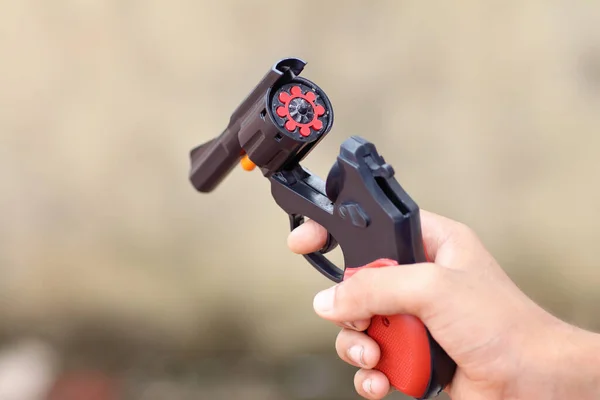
320;233;338;254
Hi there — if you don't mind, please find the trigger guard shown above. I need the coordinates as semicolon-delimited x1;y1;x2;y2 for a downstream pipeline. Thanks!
289;214;344;283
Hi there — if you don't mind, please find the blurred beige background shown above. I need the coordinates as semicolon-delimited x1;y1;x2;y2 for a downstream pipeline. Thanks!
1;1;600;399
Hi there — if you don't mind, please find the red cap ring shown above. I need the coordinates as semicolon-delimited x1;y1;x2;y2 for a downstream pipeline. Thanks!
275;86;326;137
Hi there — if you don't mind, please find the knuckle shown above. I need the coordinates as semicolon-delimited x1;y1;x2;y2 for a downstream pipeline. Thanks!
352;268;375;289
453;220;474;236
335;281;359;311
353;270;379;309
341;269;378;312
451;221;479;243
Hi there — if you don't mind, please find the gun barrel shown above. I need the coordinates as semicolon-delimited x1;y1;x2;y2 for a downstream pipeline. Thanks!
189;127;242;193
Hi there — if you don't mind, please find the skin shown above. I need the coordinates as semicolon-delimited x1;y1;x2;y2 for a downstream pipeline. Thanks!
287;210;600;400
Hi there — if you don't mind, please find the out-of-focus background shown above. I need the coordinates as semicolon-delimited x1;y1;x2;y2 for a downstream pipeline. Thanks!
1;1;600;399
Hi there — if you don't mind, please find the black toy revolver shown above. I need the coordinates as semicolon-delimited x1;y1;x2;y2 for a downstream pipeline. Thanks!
188;57;456;399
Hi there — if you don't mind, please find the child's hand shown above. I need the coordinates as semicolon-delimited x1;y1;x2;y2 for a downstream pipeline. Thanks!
288;210;600;400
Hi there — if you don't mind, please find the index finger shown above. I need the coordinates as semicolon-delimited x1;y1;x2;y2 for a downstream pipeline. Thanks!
287;210;454;258
287;219;328;254
287;209;485;271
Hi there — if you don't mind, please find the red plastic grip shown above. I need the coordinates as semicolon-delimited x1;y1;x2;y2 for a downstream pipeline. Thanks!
343;258;432;398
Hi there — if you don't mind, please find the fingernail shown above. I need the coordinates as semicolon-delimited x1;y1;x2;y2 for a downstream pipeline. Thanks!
313;286;336;313
347;345;365;366
342;322;357;330
344;319;370;330
362;378;373;394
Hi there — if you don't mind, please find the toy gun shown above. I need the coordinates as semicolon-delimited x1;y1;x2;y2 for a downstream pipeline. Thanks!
188;57;456;399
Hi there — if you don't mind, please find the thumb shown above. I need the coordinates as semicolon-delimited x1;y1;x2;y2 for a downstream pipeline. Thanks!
313;263;454;323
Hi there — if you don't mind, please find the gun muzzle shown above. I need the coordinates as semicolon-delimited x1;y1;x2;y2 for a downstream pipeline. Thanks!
189;57;334;193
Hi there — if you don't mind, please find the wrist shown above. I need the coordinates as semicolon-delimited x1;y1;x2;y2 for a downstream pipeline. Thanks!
553;324;600;398
513;310;600;400
531;319;600;399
